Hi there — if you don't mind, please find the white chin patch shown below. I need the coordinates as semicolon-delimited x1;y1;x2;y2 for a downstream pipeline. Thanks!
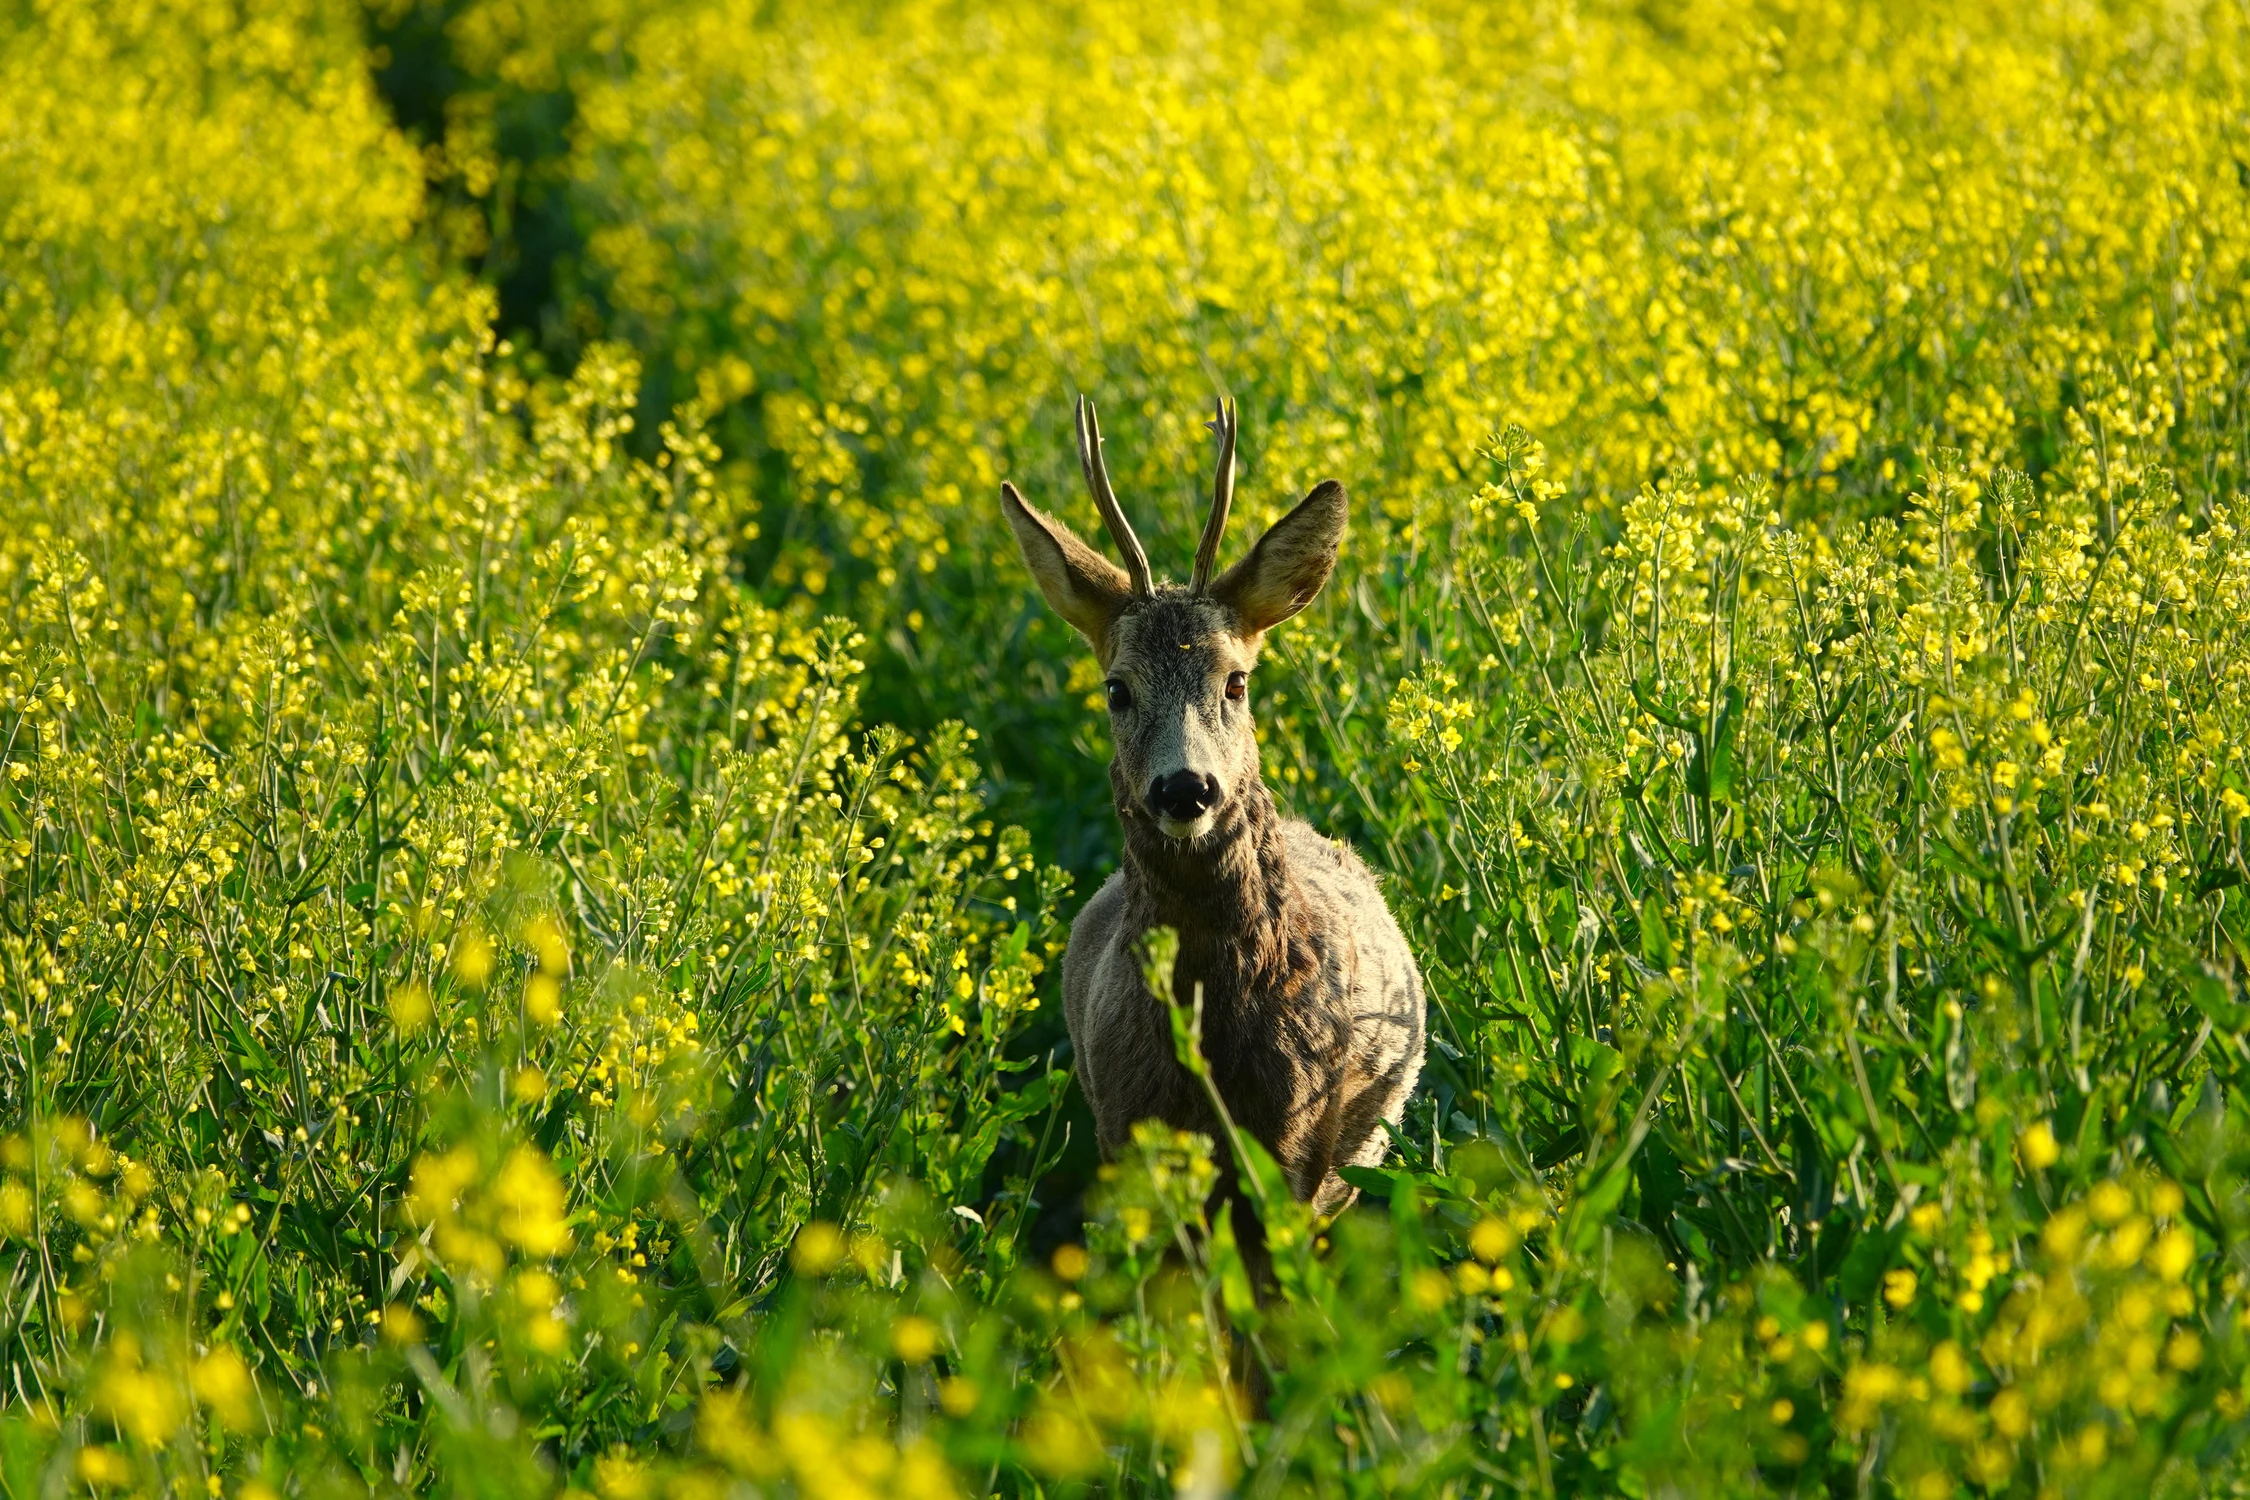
1156;812;1218;841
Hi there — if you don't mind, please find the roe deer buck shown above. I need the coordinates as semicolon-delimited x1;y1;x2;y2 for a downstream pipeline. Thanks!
1001;396;1425;1220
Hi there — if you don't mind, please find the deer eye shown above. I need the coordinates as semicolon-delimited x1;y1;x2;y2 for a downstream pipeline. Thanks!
1105;679;1133;712
1225;672;1248;702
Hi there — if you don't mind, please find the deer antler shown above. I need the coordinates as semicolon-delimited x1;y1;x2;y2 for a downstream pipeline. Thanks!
1075;395;1152;597
1191;395;1237;594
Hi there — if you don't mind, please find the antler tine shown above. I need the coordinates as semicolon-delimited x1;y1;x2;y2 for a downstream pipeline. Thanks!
1075;394;1152;596
1190;395;1237;594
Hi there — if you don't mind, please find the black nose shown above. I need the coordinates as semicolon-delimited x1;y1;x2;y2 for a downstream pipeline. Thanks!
1147;771;1221;823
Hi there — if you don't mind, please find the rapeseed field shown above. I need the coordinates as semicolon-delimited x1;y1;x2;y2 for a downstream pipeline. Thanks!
4;0;2250;1493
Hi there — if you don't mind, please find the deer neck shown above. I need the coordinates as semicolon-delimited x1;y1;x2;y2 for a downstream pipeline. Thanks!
1111;761;1298;1010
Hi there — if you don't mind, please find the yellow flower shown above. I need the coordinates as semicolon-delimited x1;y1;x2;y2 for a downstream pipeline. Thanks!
595;1448;651;1499
451;929;494;987
381;1304;424;1346
1408;1267;1452;1311
1930;1341;1973;1396
2088;1179;2132;1225
1020;1404;1102;1478
388;982;433;1035
2019;1121;2061;1170
493;1145;572;1257
892;1315;941;1364
524;973;562;1026
2147;1226;2195;1281
526;916;571;973
698;1388;774;1477
96;1343;181;1446
75;1448;131;1487
1990;1387;2032;1438
898;1438;961;1500
792;1221;845;1275
1469;1216;1518;1263
190;1347;255;1432
1839;1362;1905;1428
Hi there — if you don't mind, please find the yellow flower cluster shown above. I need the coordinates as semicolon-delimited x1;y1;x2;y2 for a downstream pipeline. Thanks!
409;1140;574;1280
444;0;2246;649
695;1390;960;1500
8;0;2250;1492
0;7;1062;1491
1836;1176;2214;1495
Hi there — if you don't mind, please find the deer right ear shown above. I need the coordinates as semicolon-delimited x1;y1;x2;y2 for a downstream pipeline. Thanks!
1210;479;1347;637
1000;483;1132;657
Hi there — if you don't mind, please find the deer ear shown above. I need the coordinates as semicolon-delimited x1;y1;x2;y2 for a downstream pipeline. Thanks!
1210;480;1346;635
1001;483;1131;655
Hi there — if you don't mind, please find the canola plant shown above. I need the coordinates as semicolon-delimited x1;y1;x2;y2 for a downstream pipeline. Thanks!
4;0;2250;1494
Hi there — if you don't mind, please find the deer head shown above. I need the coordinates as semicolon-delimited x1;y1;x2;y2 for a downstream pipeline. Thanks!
1002;396;1347;842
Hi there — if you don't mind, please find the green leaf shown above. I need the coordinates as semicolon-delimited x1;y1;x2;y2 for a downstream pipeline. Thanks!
1337;1163;1404;1197
1836;1224;1902;1304
1210;1206;1263;1329
1230;1127;1293;1215
1639;896;1675;969
1629;672;1700;734
2189;972;2247;1032
1569;1158;1634;1254
1706;682;1744;803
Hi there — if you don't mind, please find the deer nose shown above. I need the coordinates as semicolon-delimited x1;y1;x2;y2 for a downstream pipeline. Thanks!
1147;770;1220;823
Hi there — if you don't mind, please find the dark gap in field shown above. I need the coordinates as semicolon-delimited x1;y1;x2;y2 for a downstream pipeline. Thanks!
360;0;593;378
353;0;1315;1271
355;1;1114;881
358;2;1115;1245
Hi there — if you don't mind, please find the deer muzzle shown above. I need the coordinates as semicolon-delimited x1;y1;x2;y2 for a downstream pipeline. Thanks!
1147;770;1222;829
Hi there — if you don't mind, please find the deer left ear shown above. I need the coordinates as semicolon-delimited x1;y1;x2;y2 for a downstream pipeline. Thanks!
1000;482;1132;656
1210;480;1347;635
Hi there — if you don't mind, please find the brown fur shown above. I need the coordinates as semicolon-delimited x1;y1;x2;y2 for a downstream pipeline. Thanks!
1006;440;1425;1219
1076;761;1424;1213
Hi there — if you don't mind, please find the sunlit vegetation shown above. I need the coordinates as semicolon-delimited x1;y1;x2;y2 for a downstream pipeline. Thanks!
5;1;2250;1493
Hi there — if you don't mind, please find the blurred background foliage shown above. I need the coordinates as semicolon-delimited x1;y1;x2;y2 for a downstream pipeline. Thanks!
368;0;2250;866
4;0;2250;1494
